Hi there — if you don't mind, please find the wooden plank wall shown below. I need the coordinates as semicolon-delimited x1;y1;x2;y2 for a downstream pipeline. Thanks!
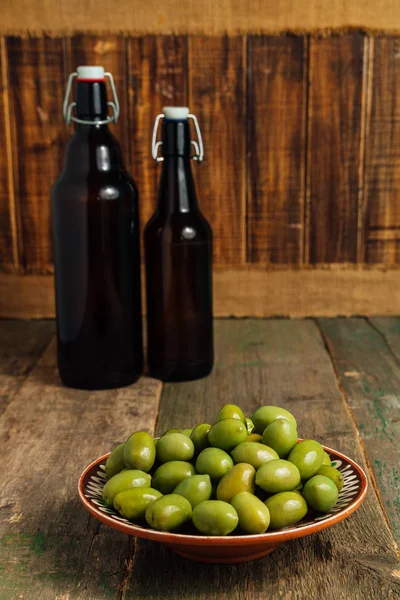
1;33;400;316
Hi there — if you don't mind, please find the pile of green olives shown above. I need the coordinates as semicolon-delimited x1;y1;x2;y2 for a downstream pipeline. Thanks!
102;404;344;536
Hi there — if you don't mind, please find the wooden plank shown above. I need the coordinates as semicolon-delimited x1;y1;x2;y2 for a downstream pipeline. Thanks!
308;34;365;264
6;37;67;274
0;338;162;599
124;320;399;599
3;0;400;37
4;266;400;318
318;318;400;544
364;37;400;264
66;35;131;166
188;36;246;265
127;35;187;238
0;37;19;273
247;36;307;264
0;320;54;416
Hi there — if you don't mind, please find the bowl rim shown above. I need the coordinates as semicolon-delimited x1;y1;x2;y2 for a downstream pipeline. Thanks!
78;442;368;547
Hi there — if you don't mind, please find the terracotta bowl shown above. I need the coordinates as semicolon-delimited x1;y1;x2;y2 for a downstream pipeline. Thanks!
78;443;368;564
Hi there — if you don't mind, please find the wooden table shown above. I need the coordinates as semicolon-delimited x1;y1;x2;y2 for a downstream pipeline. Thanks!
0;318;399;599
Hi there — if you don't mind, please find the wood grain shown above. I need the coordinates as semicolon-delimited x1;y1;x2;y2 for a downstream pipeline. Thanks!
318;317;400;544
127;36;187;237
66;36;130;166
364;37;400;264
0;320;54;416
4;267;400;318
6;36;67;274
0;342;162;599
124;320;400;599
188;36;246;265
0;37;19;273
308;34;365;264
247;36;307;264
370;316;400;358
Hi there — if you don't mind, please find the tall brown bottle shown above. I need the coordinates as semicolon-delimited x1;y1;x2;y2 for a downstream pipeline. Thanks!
51;66;143;389
144;107;213;381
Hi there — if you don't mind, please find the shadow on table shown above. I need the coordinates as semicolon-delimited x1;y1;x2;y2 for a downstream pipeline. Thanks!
125;536;317;598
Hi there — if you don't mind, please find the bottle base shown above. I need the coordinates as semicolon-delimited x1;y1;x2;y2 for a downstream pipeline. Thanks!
148;359;213;382
59;372;142;391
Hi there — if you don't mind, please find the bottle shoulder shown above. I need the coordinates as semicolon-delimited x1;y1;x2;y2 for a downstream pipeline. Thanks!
56;125;134;180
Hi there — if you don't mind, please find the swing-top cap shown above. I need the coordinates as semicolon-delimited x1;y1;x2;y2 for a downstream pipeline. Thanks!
162;106;190;120
77;66;105;81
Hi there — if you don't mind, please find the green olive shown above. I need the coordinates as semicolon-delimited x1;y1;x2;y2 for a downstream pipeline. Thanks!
145;494;192;531
316;465;344;491
105;442;125;479
208;418;248;451
102;470;151;507
303;475;339;512
196;447;234;481
265;491;308;529
216;404;247;424
152;461;196;494
231;492;270;534
261;418;298;458
156;432;195;464
173;474;212;507
123;432;156;473
113;488;162;521
216;463;256;503
161;428;181;435
247;433;262;443
255;459;301;493
192;500;239;536
322;451;331;466
288;440;324;480
190;424;211;455
231;442;279;469
252;406;297;434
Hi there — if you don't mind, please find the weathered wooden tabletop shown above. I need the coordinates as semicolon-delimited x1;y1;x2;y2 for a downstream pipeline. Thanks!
0;318;399;600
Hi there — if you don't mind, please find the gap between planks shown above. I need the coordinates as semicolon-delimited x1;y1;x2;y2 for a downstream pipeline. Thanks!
117;372;164;600
314;317;400;555
365;316;400;370
357;35;374;264
0;36;20;271
303;34;311;265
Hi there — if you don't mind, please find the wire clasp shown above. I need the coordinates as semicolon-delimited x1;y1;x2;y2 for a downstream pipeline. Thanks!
151;112;204;162
62;72;120;126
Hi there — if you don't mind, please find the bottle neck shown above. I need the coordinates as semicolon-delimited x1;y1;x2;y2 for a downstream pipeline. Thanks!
76;80;108;121
157;120;198;214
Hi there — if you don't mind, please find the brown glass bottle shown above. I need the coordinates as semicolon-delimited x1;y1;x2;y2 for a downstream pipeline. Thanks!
51;67;143;389
144;108;213;381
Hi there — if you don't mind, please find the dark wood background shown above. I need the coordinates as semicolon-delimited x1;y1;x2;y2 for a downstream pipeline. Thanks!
1;33;400;316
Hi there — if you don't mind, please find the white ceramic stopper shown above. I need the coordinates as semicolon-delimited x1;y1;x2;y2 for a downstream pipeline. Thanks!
163;106;190;120
77;66;105;80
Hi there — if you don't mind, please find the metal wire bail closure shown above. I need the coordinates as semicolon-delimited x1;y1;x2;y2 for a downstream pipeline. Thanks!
62;72;120;126
151;112;204;162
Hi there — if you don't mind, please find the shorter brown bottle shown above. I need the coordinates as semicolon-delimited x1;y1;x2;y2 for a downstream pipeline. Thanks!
144;107;213;381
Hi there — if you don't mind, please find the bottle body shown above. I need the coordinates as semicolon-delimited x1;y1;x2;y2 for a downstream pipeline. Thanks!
52;75;143;389
144;115;213;381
